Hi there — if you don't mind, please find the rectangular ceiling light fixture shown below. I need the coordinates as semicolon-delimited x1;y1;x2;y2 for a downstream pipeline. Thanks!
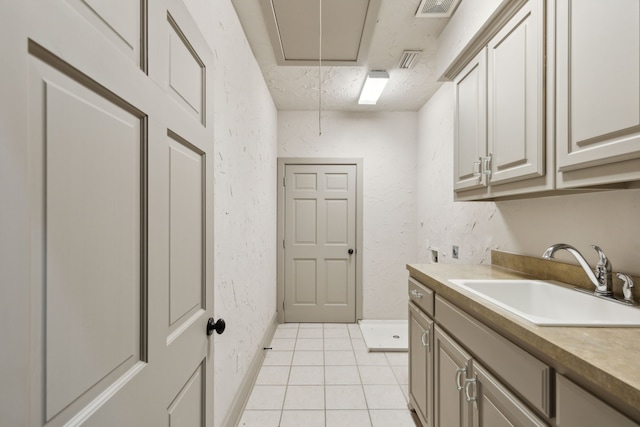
358;70;389;105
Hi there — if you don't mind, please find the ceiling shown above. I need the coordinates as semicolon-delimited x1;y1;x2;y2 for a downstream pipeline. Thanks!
232;0;453;112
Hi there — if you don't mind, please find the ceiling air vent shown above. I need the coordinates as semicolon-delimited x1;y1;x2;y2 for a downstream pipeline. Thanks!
398;50;422;69
415;0;461;18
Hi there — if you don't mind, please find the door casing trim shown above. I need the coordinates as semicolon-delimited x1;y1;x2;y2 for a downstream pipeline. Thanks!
277;157;364;323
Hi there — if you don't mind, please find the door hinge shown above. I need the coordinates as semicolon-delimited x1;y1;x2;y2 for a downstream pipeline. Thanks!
283;239;285;249
482;153;493;178
282;300;285;310
283;176;286;186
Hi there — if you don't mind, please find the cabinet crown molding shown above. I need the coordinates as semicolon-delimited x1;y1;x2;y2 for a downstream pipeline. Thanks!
440;0;529;81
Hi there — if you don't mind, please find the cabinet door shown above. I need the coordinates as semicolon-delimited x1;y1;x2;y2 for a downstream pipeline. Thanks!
454;48;487;192
409;303;434;427
556;374;639;427
434;325;472;427
469;363;548;427
556;0;640;185
487;0;544;186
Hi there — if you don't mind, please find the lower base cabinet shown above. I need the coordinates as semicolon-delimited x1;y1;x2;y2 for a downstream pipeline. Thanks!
556;374;639;427
409;274;640;427
409;276;551;427
433;325;547;427
409;302;433;427
434;325;471;427
470;362;547;427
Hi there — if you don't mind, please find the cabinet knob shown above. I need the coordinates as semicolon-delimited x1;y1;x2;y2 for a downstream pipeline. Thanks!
411;289;423;299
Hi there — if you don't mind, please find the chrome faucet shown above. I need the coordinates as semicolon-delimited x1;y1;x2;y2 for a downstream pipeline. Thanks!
542;243;613;297
617;273;636;305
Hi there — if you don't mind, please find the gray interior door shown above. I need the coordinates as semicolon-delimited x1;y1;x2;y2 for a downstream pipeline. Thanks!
4;0;216;424
284;164;357;322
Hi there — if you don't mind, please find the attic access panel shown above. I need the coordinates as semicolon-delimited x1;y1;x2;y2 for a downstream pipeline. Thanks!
260;0;382;66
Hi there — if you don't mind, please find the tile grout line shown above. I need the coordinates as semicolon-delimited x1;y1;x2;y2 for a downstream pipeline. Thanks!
246;322;411;426
279;323;297;426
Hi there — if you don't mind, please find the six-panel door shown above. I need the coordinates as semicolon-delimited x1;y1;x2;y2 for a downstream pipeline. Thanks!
21;0;215;424
284;164;357;322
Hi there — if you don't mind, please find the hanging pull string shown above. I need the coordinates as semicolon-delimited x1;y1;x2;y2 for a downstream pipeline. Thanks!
318;0;322;136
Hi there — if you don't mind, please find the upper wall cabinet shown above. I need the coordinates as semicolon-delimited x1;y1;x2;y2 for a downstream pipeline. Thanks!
453;0;550;201
454;49;487;193
487;2;544;187
556;0;640;188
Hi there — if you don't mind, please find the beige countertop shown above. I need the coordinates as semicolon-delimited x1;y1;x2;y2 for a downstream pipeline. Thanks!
406;262;640;421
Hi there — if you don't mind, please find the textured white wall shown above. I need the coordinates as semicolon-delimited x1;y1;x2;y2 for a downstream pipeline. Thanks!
278;111;418;319
436;0;508;77
417;83;640;275
183;1;278;426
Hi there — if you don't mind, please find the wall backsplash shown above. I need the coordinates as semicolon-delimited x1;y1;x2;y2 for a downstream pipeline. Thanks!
417;83;640;276
278;111;418;320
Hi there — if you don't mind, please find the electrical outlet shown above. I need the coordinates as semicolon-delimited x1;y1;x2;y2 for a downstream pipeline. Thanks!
452;245;459;259
430;249;439;264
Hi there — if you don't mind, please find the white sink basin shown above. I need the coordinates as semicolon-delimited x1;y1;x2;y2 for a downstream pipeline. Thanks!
448;279;640;327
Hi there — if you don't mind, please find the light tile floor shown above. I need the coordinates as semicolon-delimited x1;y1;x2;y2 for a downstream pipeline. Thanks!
239;323;418;427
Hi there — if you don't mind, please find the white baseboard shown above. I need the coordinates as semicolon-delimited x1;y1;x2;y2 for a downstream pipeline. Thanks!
221;313;278;427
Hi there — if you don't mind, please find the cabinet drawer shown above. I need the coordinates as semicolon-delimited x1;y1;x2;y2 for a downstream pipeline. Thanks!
408;277;434;316
436;296;552;417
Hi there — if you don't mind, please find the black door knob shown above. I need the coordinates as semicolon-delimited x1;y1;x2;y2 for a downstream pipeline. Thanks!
207;318;225;335
348;249;354;255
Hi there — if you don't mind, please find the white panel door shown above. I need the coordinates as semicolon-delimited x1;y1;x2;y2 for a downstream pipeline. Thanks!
1;0;215;425
147;5;214;425
284;164;357;323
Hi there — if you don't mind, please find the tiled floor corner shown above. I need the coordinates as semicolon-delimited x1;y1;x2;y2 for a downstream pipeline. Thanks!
239;323;418;427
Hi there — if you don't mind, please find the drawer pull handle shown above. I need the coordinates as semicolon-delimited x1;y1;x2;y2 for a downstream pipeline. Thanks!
464;376;477;402
411;289;423;299
455;367;467;391
420;330;430;350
